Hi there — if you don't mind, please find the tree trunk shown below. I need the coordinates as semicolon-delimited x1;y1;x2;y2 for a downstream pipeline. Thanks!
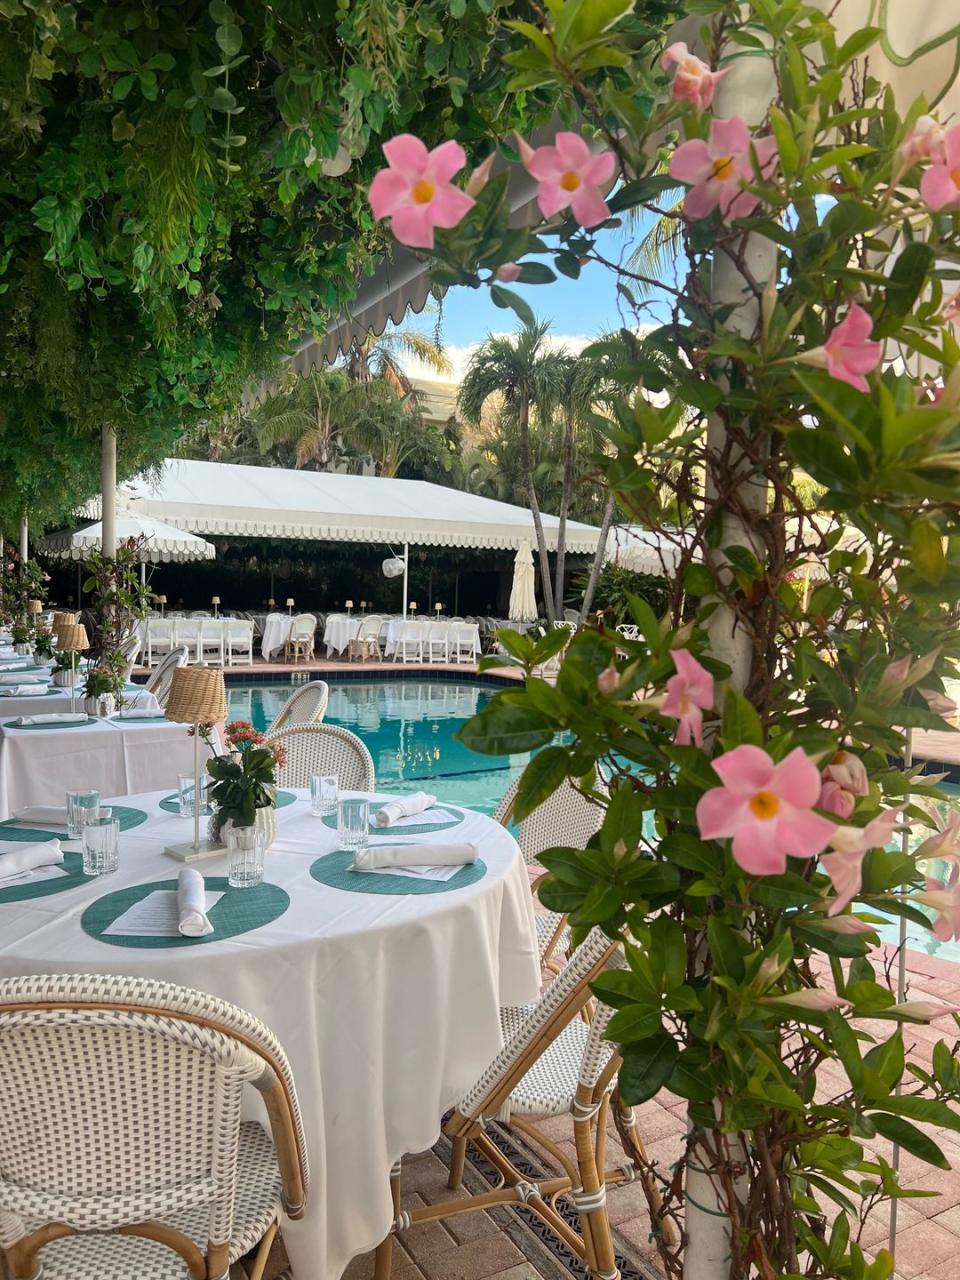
579;491;616;622
101;424;117;558
553;403;576;615
518;389;556;622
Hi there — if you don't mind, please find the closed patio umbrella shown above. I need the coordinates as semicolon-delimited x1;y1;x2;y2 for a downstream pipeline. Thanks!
508;540;538;623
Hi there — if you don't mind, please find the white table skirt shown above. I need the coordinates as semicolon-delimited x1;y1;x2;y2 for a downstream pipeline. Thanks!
261;613;292;659
382;620;481;657
323;616;363;655
0;720;199;818
0;788;541;1278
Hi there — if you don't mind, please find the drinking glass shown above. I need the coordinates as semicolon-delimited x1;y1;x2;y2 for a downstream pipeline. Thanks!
82;813;119;876
310;774;338;817
227;828;265;889
66;789;100;840
177;774;210;817
337;797;369;852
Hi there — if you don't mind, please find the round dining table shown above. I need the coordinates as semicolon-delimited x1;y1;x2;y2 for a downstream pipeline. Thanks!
0;787;541;1278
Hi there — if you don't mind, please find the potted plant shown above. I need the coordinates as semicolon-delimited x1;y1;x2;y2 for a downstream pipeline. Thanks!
206;721;286;850
32;627;55;666
11;621;32;656
51;650;78;687
81;667;122;718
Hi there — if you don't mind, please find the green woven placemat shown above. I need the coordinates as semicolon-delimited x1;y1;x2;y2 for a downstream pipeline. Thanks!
0;852;86;903
310;850;486;896
321;802;464;837
157;789;297;815
81;876;289;949
0;805;148;841
3;716;97;730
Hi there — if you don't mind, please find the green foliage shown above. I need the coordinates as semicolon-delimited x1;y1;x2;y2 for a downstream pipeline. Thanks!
576;560;670;623
207;747;278;829
81;539;154;665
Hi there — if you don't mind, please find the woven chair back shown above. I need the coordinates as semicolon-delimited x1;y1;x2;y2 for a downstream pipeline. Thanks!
264;722;374;791
143;646;189;703
494;777;604;867
271;681;329;734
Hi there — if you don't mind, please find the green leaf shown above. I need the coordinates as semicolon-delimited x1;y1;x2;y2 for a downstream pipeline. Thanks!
514;746;569;821
606;1004;662;1044
618;1032;679;1104
683;563;714;597
490;285;535;327
707;918;745;981
456;698;555;756
910;520;946;585
721;687;763;748
216;22;243;57
569;0;632;42
870;1114;950;1169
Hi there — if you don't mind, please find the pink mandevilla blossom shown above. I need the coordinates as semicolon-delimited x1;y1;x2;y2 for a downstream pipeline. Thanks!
660;42;727;110
821;809;901;916
516;132;616;229
368;135;475;250
920;124;960;211
669;117;778;221
915;862;960;942
761;989;851;1013
818;750;869;818
802;305;883;393
902;114;947;166
696;745;836;876
661;648;713;747
494;262;522;283
916;809;960;861
815;916;878;936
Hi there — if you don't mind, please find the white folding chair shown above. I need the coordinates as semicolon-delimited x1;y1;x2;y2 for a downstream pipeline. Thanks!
144;619;173;666
0;972;309;1280
395;623;423;664
263;722;374;791
271;680;329;733
143;646;189;707
424;623;450;663
227;619;255;666
173;619;200;663
450;624;476;665
199;618;225;665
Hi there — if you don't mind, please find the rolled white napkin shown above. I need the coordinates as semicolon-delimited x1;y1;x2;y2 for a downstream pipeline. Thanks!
177;867;213;937
374;791;437;828
0;686;48;696
0;661;29;672
13;806;69;828
0;839;63;882
356;842;478;870
0;674;47;685
15;713;87;726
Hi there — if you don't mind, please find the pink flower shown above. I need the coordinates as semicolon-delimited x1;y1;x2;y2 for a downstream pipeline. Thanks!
916;862;960;941
597;664;619;696
368;135;475;250
494;262;522;283
660;42;727;110
941;291;960;327
920;124;960;211
818;750;869;817
815;916;878;935
920;687;958;719
760;989;852;1013
669;117;778;221
883;1001;960;1022
821;809;902;915
661;649;713;747
696;745;836;876
916;809;960;860
800;305;883;392
465;152;496;197
516;132;616;229
902;115;947;166
819;781;855;819
877;653;913;696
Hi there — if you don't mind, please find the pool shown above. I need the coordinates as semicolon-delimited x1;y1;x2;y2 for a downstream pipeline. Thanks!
226;678;528;816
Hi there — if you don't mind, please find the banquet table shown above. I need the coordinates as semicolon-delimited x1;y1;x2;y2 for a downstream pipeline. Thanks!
323;614;363;655
0;787;541;1278
0;685;160;720
261;612;292;659
382;619;482;658
0;719;200;817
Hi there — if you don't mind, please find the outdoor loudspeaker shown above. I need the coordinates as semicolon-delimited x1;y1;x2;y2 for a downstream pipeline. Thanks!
382;556;405;579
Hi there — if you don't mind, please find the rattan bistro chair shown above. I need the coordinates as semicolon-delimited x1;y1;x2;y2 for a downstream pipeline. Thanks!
264;722;374;792
0;973;309;1280
374;934;665;1280
270;680;329;734
143;646;189;708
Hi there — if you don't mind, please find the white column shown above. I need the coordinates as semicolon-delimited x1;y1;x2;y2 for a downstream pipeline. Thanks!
18;514;28;562
101;425;117;558
401;542;409;618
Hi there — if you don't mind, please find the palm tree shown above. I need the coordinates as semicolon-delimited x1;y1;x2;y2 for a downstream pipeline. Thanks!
346;325;452;395
252;368;357;470
459;320;566;621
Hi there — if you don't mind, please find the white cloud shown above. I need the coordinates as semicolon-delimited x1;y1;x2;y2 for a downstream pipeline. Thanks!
403;333;595;385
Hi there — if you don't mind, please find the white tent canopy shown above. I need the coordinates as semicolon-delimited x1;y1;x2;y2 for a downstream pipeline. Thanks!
112;459;603;554
38;513;216;564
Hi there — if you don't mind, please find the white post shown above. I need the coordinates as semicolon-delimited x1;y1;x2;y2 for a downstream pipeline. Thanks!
402;542;409;618
18;514;27;562
686;25;778;1280
101;425;117;558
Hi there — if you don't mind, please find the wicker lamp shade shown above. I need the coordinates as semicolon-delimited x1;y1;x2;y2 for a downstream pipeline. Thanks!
157;595;168;605
56;623;89;653
27;599;42;615
52;611;78;629
165;666;227;726
211;595;220;605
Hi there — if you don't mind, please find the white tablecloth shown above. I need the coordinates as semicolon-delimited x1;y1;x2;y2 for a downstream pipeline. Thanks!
323;616;364;655
0;788;540;1277
0;720;199;817
0;686;159;719
382;620;481;658
261;613;292;659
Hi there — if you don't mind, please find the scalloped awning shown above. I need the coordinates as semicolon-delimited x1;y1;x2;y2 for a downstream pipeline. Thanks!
38;513;216;564
114;459;604;554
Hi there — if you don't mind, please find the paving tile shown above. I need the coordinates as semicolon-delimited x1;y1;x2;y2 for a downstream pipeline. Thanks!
415;1235;525;1280
884;1221;959;1278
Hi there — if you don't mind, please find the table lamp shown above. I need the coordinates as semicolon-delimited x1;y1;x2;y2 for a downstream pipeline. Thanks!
268;597;276;610
27;599;42;618
157;594;167;618
211;595;220;618
163;666;227;862
52;611;77;630
434;602;442;616
345;599;354;616
286;597;294;616
57;622;89;713
408;601;417;615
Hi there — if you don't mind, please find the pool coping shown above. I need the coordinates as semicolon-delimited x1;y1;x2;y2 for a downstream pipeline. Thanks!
132;669;519;690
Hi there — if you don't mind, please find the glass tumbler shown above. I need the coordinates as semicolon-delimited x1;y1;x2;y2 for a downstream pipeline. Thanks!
82;813;119;876
337;797;370;853
67;789;100;840
310;774;338;817
178;774;210;817
227;828;266;889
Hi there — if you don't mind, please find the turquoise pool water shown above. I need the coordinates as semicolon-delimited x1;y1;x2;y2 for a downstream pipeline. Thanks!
226;679;527;816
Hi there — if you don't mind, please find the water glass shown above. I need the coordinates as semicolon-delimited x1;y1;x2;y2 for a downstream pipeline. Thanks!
82;813;119;877
337;797;370;853
177;773;210;817
227;829;266;889
66;789;100;840
310;773;338;817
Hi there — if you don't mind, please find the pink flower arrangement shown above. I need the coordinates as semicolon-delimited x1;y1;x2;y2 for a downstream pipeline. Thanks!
368;135;475;249
914;862;960;941
818;750;869;818
820;808;901;915
902;115;947;166
669;117;778;221
224;719;286;770
660;648;713;747
799;304;883;392
696;745;835;876
516;132;615;229
660;42;727;110
920;124;960;211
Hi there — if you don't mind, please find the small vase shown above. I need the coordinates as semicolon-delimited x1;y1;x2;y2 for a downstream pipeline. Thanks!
84;693;115;718
210;802;277;851
14;643;32;656
52;669;76;688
